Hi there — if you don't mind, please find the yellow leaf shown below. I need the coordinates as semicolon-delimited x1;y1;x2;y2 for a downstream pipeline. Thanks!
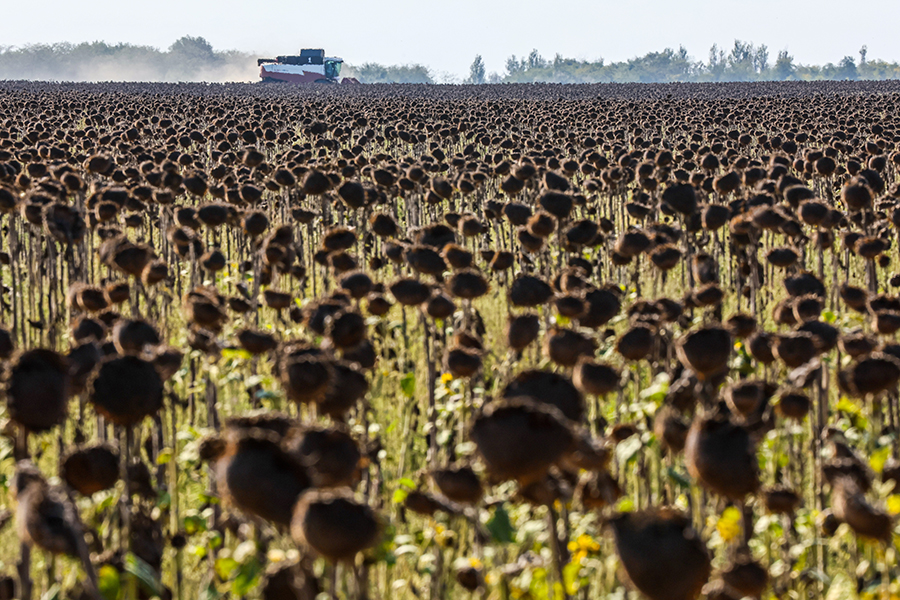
616;497;635;513
835;396;861;416
716;506;743;543
870;446;891;474
887;495;900;515
574;533;600;553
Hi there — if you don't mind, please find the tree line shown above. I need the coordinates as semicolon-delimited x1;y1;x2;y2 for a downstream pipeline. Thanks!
0;37;258;82
0;37;897;84
0;37;436;84
466;42;898;84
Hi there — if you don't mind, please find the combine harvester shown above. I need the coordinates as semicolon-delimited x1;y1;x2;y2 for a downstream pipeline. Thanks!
257;48;359;84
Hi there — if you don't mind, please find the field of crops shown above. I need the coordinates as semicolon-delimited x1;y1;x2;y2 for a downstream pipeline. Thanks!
1;79;900;600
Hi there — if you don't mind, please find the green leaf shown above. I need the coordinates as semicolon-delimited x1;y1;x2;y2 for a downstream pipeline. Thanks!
98;566;121;600
398;478;417;489
202;581;220;600
214;557;238;581
183;513;207;535
124;553;163;597
563;561;582;595
400;372;416;398
199;493;220;505
156;449;173;465
232;558;261;596
616;497;635;512
156;490;171;510
667;467;692;489
367;523;397;566
392;489;409;504
208;530;223;549
486;504;515;544
95;494;117;514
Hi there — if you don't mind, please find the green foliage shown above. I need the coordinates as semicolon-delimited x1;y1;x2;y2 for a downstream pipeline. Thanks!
667;467;691;489
124;553;164;598
486;504;515;544
343;62;434;84
400;372;416;398
465;55;486;84
499;42;900;83
97;565;121;600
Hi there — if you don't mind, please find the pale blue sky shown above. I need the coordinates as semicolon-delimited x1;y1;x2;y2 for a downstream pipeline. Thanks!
2;0;896;79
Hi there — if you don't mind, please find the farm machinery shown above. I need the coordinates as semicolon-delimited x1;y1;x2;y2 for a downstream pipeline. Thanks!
257;48;359;84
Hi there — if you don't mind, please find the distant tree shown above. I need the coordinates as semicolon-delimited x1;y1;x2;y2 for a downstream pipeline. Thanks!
621;47;694;82
707;44;727;81
858;58;900;80
526;49;546;70
754;45;770;73
772;50;795;80
860;45;868;65
165;36;220;79
726;40;761;81
837;55;858;80
168;36;215;62
466;55;486;84
505;55;524;75
348;62;434;84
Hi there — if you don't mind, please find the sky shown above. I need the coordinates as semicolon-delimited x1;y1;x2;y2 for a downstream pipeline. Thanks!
2;0;898;80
